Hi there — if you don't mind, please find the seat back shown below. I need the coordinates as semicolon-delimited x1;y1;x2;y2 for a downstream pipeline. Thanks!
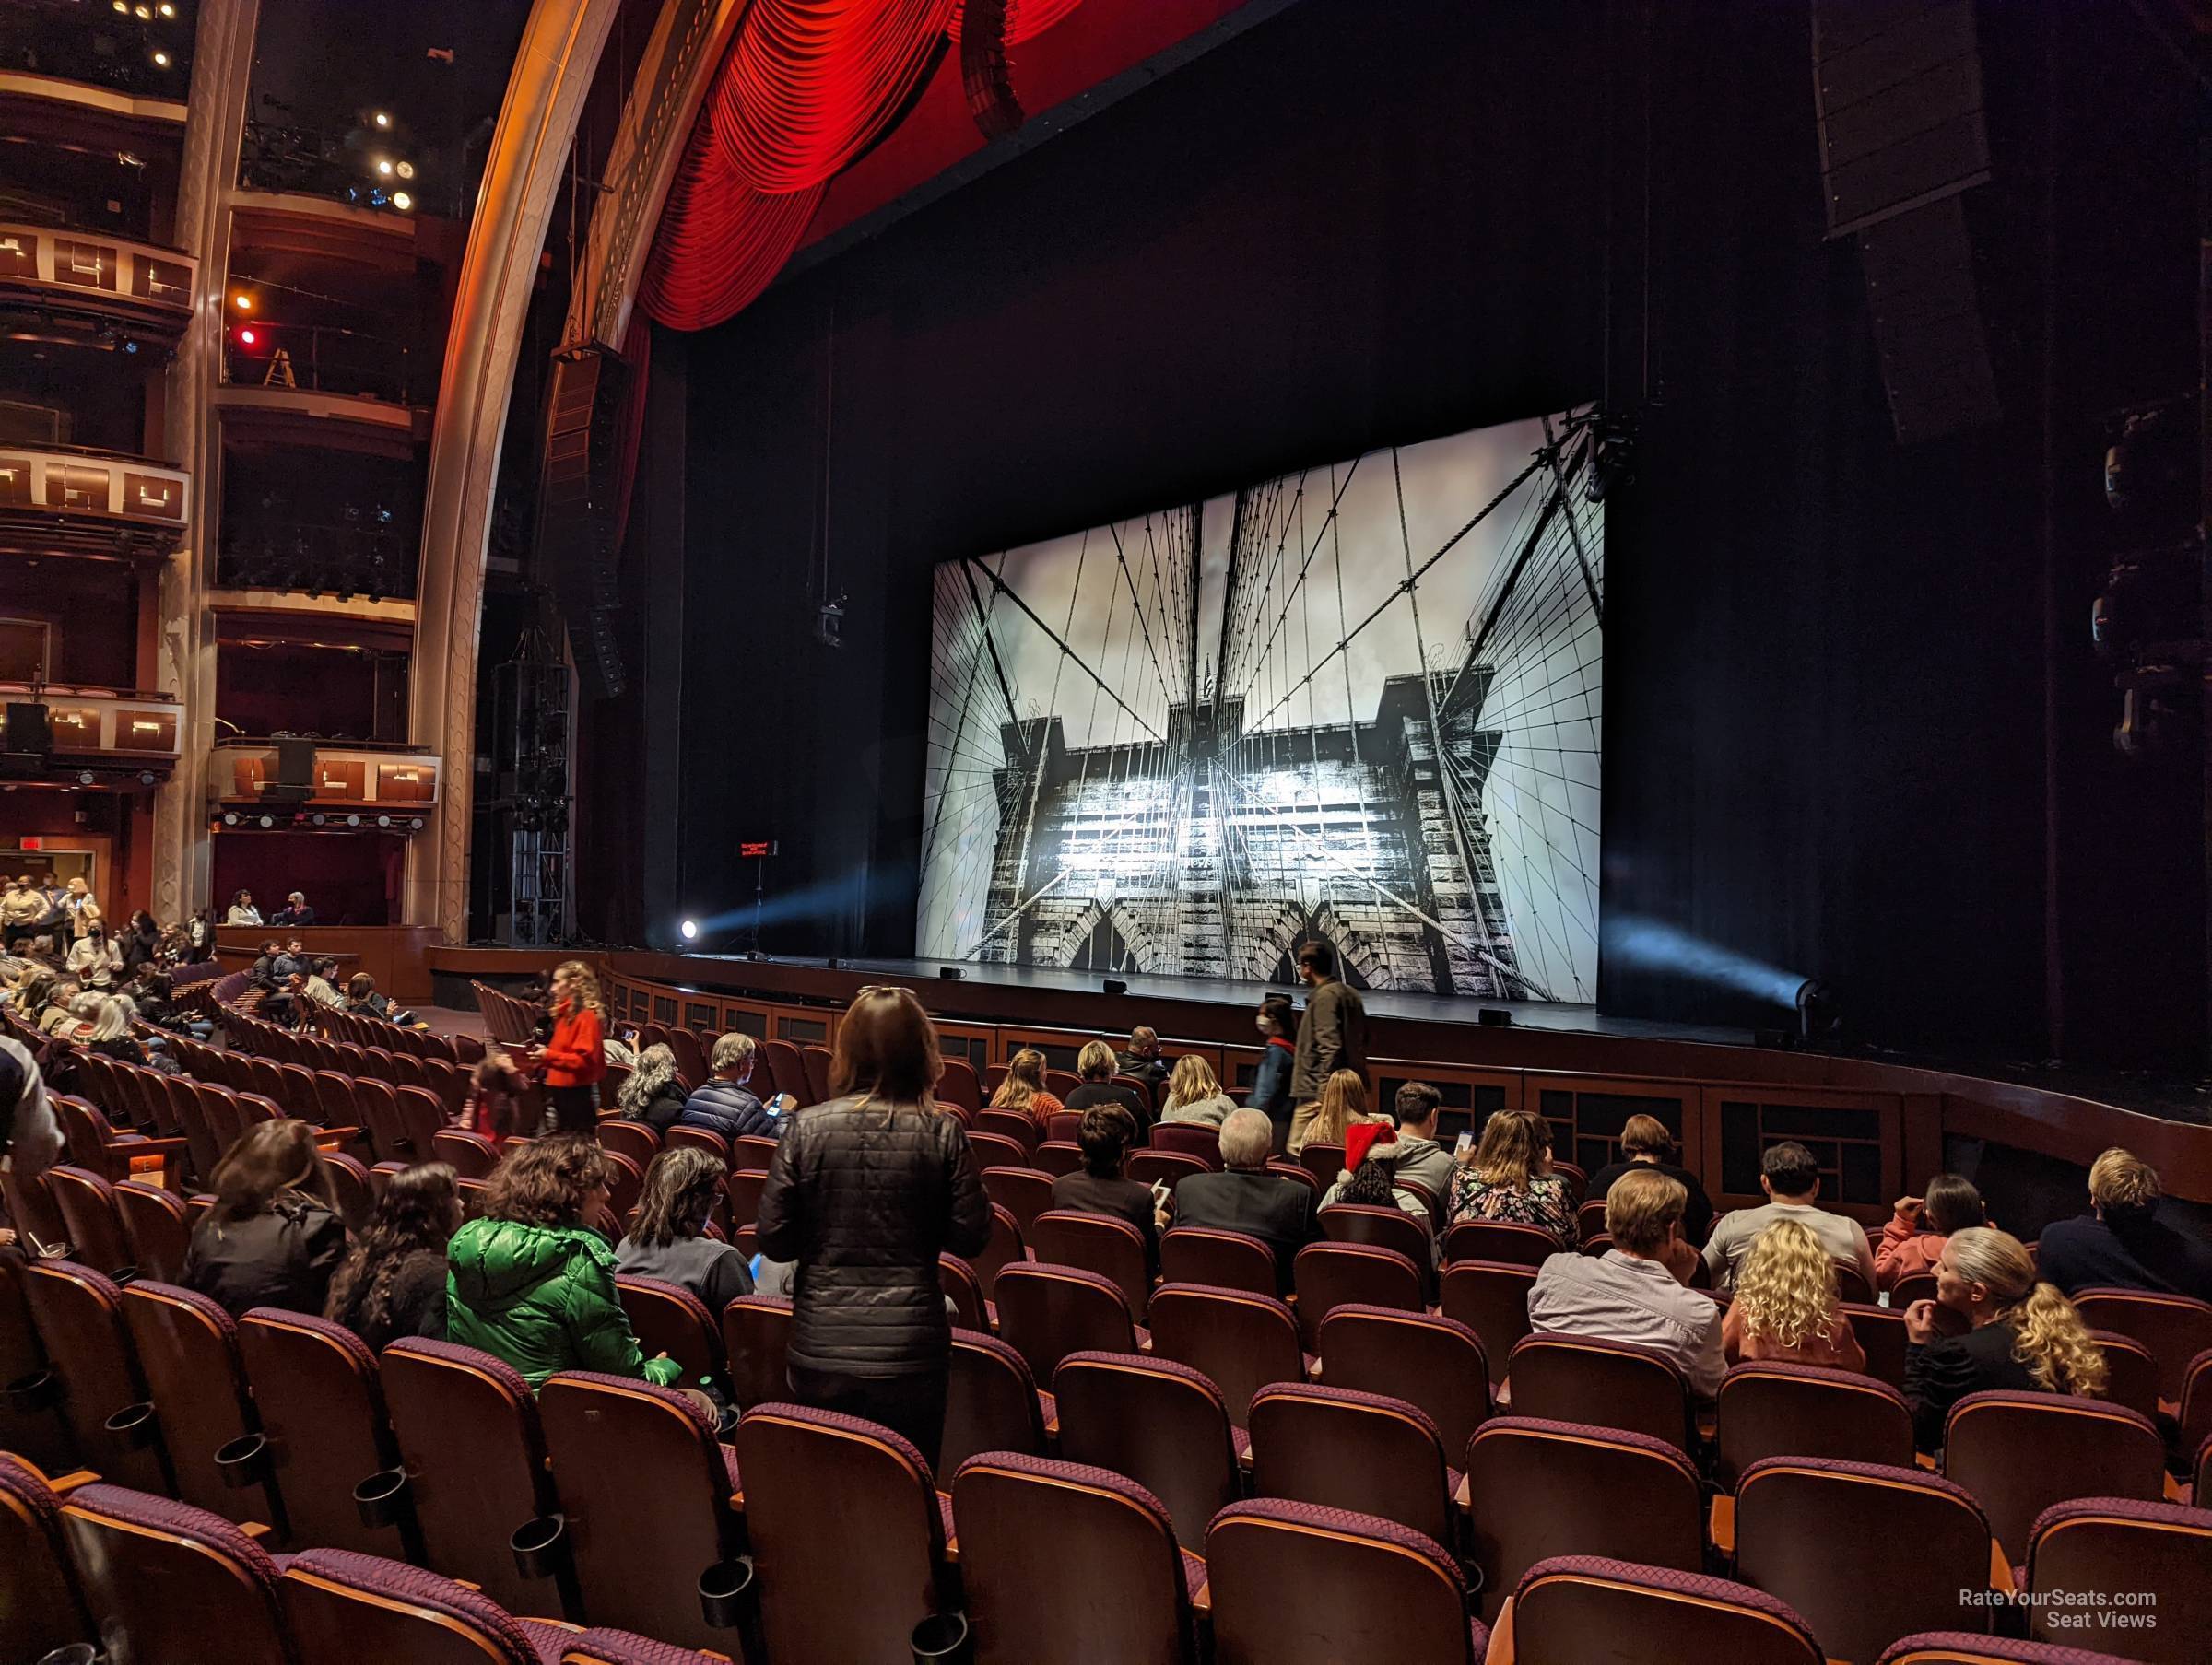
1318;1304;1489;1457
1943;1391;2166;1563
2086;1329;2160;1421
935;1057;982;1114
665;1125;729;1164
974;1109;1040;1155
537;1373;739;1651
237;1310;403;1555
2178;1347;2212;1471
394;1085;449;1162
1146;1283;1303;1426
121;1282;267;1525
0;1455;91;1662
115;1179;192;1283
731;1133;781;1174
1035;1139;1084;1177
994;1261;1139;1382
939;1252;988;1331
1845;1301;1912;1390
1206;1499;1476;1665
21;1259;169;1493
311;1071;359;1133
968;1130;1030;1170
2024;1498;2211;1662
1714;1363;1915;1487
1054;1349;1241;1550
1126;1149;1208;1191
353;1076;406;1164
49;1164;135;1278
1247;1382;1455;1546
1442;1218;1563;1267
614;1275;726;1396
722;1165;765;1232
735;1401;950;1664
430;1128;502;1178
1508;1333;1694;1450
381;1339;557;1614
964;1202;1025;1299
942;1331;1048;1477
1159;1225;1277;1296
1291;1240;1423;1350
1029;1209;1151;1318
952;1453;1193;1665
1464;1417;1704;1619
981;1165;1056;1239
1321;1203;1434;1290
761;1038;809;1105
1149;1122;1223;1167
63;1483;290;1665
2071;1288;2212;1403
595;1119;659;1168
1297;1141;1346;1187
1510;1554;1822;1665
721;1294;794;1411
280;1546;547;1665
799;1046;833;1105
1873;1638;2150;1664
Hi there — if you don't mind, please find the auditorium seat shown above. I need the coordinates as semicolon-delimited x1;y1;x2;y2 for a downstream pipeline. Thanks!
1035;1139;1086;1177
936;1056;982;1113
1876;1635;2146;1664
114;1179;192;1283
1845;1301;1912;1391
943;1330;1050;1476
665;1125;729;1164
2021;1497;2209;1662
352;1075;406;1163
721;1294;794;1411
1146;1284;1304;1426
1044;1109;1084;1143
0;1455;92;1662
3;1166;67;1257
2085;1329;2160;1422
1442;1219;1563;1269
120;1281;272;1528
995;1262;1142;1382
1046;1069;1084;1103
1574;1196;1608;1244
760;1038;809;1106
719;1164;765;1235
615;1276;728;1401
1734;1458;1996;1664
975;1108;1041;1155
1463;1418;1704;1621
393;1085;449;1162
1030;1209;1152;1318
1246;1382;1458;1550
1296;1141;1346;1188
559;1627;729;1665
730;1132;780;1174
0;1252;72;1474
237;1310;408;1557
62;1483;291;1665
595;1119;659;1168
381;1339;562;1617
964;1202;1026;1300
2178;1349;2212;1473
968;1131;1031;1169
47;1165;135;1279
1317;1305;1489;1457
311;1069;359;1132
1053;1350;1242;1550
431;1127;502;1178
21;1259;171;1495
940;1251;990;1331
2070;1289;2212;1404
1941;1392;2166;1566
1507;1334;1695;1451
1502;1555;1822;1665
1206;1500;1484;1665
1159;1226;1277;1297
601;1147;645;1227
1291;1241;1424;1350
982;1165;1056;1238
1320;1203;1436;1295
1150;1122;1224;1167
799;1045;833;1105
537;1373;744;1652
1712;1362;1915;1488
665;1028;709;1087
1439;1260;1538;1389
952;1453;1198;1665
735;1403;954;1664
279;1547;580;1665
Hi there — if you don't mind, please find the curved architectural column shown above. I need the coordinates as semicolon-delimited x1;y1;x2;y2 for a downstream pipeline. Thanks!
150;0;261;924
406;0;629;939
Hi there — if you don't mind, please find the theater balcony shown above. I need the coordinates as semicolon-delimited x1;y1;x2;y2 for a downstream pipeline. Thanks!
207;735;438;831
0;441;189;561
0;222;195;353
0;680;180;789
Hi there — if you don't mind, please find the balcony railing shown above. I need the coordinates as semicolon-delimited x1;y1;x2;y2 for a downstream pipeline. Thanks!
0;681;180;785
239;120;418;217
0;220;194;346
216;518;417;601
209;736;439;824
0;441;189;559
223;319;422;406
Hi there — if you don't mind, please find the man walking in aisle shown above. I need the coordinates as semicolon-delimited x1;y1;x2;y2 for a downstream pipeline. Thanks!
1286;938;1368;1155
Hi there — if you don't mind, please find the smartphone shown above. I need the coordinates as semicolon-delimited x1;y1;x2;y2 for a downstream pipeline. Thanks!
1454;1131;1476;1159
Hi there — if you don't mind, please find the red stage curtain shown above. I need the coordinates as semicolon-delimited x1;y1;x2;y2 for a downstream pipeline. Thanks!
946;0;1083;44
637;124;826;331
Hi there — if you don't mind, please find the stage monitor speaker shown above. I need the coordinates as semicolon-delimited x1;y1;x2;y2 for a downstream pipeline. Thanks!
4;702;50;756
1812;0;2001;443
537;344;630;700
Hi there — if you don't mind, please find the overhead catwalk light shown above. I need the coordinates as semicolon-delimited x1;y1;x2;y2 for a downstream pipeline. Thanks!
223;812;239;826
347;813;360;827
372;111;392;129
135;4;151;16
159;2;176;14
394;160;414;180
391;193;413;212
236;326;257;346
151;51;171;67
259;814;274;827
233;293;253;311
375;158;394;176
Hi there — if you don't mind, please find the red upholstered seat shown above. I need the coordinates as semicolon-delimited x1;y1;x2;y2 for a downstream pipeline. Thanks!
1053;1349;1242;1552
1246;1381;1459;1551
1146;1283;1305;1427
0;1454;91;1662
2023;1497;2211;1663
279;1546;557;1665
62;1483;291;1665
1712;1360;1915;1487
943;1331;1050;1477
1941;1391;2166;1565
1507;1554;1823;1665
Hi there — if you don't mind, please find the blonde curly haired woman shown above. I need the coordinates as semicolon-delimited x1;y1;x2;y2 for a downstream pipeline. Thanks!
1902;1225;2107;1453
1721;1219;1867;1370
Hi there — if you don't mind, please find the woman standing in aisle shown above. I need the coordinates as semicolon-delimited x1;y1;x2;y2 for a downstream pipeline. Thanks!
536;960;606;1135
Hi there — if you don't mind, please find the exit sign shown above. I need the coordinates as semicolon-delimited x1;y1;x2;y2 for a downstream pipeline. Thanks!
739;840;778;858
18;837;40;850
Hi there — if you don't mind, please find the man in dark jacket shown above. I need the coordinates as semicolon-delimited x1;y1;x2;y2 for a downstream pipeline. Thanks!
677;1032;794;1143
1288;938;1368;1153
249;941;285;990
1172;1108;1322;1295
2038;1147;2212;1301
755;1003;992;1469
1113;1026;1170;1090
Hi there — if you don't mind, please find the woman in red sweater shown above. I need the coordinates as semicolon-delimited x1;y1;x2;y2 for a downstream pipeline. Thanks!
537;960;607;1135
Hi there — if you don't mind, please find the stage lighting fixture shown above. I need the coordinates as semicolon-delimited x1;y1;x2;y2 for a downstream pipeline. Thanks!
137;770;154;785
395;160;415;180
376;815;392;827
376;159;394;176
311;813;325;825
680;919;700;941
76;771;95;786
236;327;257;347
1585;413;1637;503
346;814;360;827
259;815;274;827
391;193;413;212
112;2;127;11
373;111;392;129
135;4;151;17
233;294;253;311
151;51;171;67
159;3;175;14
223;812;239;826
410;817;423;830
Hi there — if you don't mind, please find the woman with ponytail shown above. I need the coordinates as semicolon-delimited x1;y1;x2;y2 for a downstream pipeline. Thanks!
1901;1225;2108;1452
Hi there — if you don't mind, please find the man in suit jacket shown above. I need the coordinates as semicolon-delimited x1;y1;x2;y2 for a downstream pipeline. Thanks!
1171;1108;1321;1294
1287;938;1369;1153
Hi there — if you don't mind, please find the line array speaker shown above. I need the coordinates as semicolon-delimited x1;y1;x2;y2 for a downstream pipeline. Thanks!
538;344;630;699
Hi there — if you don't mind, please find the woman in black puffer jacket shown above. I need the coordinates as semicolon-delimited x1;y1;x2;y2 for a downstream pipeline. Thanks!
755;987;991;1469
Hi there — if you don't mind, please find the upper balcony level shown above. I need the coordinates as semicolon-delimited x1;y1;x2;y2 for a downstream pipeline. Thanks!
208;735;439;826
0;441;187;561
0;3;197;106
0;679;180;788
0;220;195;352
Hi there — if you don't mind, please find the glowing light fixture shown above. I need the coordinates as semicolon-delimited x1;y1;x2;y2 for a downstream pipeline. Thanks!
372;111;391;129
394;160;415;180
237;326;257;346
375;158;394;176
233;293;253;311
680;920;700;941
151;50;170;66
391;192;413;213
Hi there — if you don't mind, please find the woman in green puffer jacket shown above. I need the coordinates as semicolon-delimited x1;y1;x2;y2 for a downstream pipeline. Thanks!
444;1134;680;1391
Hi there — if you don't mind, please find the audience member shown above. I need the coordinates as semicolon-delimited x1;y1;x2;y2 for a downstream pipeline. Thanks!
2035;1146;2212;1301
0;875;42;950
1245;991;1299;1144
1585;1115;1714;1246
1902;1226;2108;1453
1288;940;1368;1153
249;940;284;990
121;909;160;974
618;1043;690;1132
53;990;102;1041
226;889;263;926
1159;1053;1238;1127
444;1134;680;1391
182;1120;351;1318
1876;1173;1987;1290
1114;1026;1170;1089
756;986;992;1468
677;1032;794;1141
64;910;122;990
1051;1104;1169;1272
0;1026;60;1188
1171;1107;1322;1294
1721;1219;1868;1370
84;996;149;1064
1528;1167;1724;1400
618;1147;756;1313
324;1162;458;1351
1382;1081;1457;1201
273;940;306;981
1323;1123;1436;1249
988;1047;1064;1126
1450;1109;1578;1243
135;970;213;1040
345;971;418;1027
535;960;607;1135
1702;1141;1876;1295
184;906;214;962
271;890;316;927
6;967;53;1021
1288;1066;1383;1157
303;956;346;1009
1065;1039;1150;1134
37;979;84;1036
459;1049;530;1145
59;876;96;938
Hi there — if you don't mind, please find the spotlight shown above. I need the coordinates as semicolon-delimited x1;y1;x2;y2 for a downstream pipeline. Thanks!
135;4;150;16
233;293;253;311
223;811;239;826
112;1;127;11
236;327;256;346
372;111;391;129
375;158;394;177
137;770;154;785
394;160;414;180
151;50;171;67
123;338;138;355
311;813;325;826
409;816;423;830
1102;978;1127;995
391;192;412;213
159;2;175;14
347;814;359;827
76;770;95;786
680;920;700;942
259;814;274;827
376;815;391;827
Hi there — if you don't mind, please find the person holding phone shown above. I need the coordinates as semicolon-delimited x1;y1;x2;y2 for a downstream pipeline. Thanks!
1050;1104;1168;1275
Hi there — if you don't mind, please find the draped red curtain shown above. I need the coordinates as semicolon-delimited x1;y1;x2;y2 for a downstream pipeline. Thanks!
641;0;1084;333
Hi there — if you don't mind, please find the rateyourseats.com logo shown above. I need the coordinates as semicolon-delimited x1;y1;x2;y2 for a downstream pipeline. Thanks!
1958;1589;2159;1636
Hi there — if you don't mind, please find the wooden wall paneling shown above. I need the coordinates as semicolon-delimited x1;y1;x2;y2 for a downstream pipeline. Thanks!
1524;1073;1700;1195
1697;1083;1901;1226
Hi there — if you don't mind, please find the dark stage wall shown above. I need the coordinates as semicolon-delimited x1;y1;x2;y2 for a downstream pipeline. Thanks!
645;0;2204;1068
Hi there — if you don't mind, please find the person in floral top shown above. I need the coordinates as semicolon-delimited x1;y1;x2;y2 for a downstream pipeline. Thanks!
1449;1109;1578;1244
